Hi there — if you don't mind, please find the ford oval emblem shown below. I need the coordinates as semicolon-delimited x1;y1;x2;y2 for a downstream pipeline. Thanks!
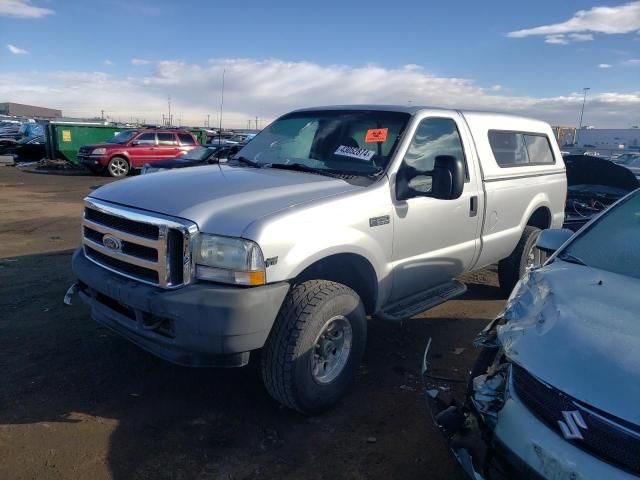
102;234;122;252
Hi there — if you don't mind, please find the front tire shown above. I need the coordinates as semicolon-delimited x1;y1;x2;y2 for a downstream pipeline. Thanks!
107;156;130;178
261;280;367;414
498;226;543;294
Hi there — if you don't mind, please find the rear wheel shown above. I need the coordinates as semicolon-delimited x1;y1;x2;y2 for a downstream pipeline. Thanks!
261;280;367;414
107;156;130;177
498;226;543;294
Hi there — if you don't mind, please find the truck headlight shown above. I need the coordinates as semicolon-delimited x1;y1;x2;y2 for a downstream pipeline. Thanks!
92;148;107;155
195;234;265;286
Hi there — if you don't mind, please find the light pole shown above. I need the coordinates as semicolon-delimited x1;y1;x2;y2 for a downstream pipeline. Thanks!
577;87;590;145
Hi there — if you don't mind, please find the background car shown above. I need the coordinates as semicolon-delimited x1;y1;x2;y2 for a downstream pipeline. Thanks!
77;128;199;177
140;145;240;174
0;135;45;161
563;154;639;231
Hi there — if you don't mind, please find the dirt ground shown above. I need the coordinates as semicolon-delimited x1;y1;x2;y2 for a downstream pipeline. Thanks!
0;167;506;480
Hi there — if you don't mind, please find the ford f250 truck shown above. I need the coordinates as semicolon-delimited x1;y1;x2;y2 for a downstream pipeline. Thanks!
68;105;566;413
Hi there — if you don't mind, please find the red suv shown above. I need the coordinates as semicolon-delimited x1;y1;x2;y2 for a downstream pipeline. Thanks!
78;129;199;177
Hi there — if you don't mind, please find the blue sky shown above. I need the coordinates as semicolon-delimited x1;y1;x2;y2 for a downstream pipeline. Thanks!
1;0;639;127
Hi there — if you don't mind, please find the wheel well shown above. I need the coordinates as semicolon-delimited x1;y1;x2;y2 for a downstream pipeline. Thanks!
527;207;551;230
295;254;378;315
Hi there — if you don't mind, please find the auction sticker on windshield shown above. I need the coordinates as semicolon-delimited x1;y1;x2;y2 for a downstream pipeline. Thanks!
365;128;388;143
334;145;375;161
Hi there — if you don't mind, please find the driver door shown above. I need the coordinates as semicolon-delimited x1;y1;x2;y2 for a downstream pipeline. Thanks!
390;114;482;301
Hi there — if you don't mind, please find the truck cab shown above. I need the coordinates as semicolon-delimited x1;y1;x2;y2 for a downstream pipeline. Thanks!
69;106;566;413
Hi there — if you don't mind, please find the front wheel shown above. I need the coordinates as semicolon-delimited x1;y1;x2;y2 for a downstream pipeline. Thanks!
107;156;130;177
261;280;367;414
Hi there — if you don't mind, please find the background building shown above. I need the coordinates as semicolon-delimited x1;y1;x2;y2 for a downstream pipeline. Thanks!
0;102;62;119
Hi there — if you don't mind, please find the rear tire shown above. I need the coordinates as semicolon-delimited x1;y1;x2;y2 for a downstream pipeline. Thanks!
107;156;130;178
261;280;367;414
498;226;542;295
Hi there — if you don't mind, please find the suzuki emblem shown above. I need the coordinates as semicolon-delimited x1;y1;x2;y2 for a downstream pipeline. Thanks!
558;410;588;440
102;234;122;252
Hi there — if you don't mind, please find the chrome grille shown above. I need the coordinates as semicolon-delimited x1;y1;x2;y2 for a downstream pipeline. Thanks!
82;198;197;288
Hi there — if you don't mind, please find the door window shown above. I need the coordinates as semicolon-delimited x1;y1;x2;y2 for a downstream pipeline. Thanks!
178;133;196;145
403;117;468;179
157;133;177;145
135;133;156;145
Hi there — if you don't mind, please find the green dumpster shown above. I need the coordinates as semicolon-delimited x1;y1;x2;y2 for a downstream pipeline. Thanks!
45;123;126;164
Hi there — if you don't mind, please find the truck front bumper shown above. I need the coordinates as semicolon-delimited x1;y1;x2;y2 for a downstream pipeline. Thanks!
72;249;290;367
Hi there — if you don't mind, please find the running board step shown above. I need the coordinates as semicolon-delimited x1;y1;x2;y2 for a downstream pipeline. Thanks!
377;280;467;322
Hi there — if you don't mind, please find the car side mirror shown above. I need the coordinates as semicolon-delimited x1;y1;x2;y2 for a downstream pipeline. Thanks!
536;228;574;254
131;140;140;146
396;155;464;201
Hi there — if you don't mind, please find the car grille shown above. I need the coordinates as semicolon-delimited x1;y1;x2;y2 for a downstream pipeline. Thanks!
82;198;197;288
511;364;640;475
78;146;92;156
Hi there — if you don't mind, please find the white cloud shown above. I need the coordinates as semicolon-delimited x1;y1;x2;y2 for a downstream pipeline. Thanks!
598;63;612;68
0;58;637;128
509;2;640;41
623;58;640;65
131;58;152;66
0;0;53;18
568;33;594;42
103;59;114;66
545;34;569;45
7;44;28;55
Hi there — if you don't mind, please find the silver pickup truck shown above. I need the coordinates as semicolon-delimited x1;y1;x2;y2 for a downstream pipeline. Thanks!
69;105;566;413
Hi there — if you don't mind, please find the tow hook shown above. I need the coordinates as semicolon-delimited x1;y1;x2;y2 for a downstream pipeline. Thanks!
63;283;79;306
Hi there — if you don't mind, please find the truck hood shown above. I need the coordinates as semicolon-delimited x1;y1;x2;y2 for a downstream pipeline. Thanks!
89;164;362;237
498;263;640;425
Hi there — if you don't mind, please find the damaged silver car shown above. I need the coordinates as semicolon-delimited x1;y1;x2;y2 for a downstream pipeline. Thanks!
424;188;640;479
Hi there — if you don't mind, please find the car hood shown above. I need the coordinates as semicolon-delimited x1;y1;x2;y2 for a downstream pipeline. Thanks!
148;157;208;169
90;164;362;237
497;263;640;424
564;154;639;192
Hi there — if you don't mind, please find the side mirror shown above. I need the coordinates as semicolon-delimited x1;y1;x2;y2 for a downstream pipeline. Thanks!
131;140;140;146
536;229;574;254
396;155;465;201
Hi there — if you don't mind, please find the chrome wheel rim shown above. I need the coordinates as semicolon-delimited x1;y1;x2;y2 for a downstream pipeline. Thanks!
109;158;128;176
526;244;544;272
311;315;353;384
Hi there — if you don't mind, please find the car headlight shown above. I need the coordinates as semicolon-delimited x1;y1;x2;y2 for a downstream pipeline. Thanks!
92;148;106;155
195;234;265;286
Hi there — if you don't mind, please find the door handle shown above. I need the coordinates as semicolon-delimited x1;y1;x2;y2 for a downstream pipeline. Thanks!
470;196;478;217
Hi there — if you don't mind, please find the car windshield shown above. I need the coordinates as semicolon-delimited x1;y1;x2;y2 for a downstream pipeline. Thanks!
560;191;640;279
182;147;212;160
107;130;138;144
617;154;640;165
236;110;411;176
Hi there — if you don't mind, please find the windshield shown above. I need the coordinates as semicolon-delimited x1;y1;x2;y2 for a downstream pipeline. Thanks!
617;154;640;165
561;191;640;279
236;110;411;176
107;130;138;144
182;146;213;160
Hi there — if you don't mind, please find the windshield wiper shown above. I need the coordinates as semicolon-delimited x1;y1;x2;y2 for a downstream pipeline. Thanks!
557;251;588;266
267;162;340;177
230;155;262;168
